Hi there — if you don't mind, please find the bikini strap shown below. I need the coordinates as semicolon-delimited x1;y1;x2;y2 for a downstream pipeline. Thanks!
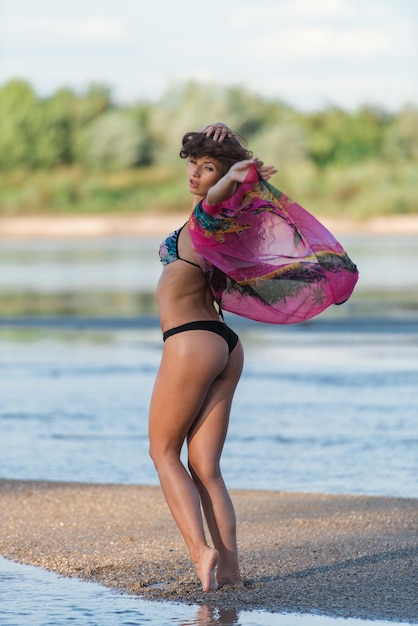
177;223;201;268
180;257;201;268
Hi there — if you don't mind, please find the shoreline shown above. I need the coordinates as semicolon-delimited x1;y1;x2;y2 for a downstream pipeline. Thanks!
0;480;417;622
1;213;418;238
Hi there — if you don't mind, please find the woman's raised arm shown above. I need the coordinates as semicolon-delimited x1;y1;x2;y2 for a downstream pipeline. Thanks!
205;158;277;206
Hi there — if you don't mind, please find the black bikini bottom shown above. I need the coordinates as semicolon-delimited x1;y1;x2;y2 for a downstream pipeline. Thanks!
163;320;239;354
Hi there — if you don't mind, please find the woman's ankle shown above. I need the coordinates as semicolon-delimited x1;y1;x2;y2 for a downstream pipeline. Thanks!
193;545;219;592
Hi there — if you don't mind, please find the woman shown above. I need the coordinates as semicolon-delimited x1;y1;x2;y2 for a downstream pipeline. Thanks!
148;123;277;592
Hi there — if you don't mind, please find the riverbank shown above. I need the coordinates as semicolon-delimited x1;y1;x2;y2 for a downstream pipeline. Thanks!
1;213;418;238
0;480;416;622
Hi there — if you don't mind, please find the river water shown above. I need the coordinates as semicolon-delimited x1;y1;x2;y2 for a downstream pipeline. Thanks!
1;233;417;625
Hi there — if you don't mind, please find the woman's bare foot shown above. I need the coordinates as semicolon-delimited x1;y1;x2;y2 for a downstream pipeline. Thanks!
216;568;244;589
194;546;219;592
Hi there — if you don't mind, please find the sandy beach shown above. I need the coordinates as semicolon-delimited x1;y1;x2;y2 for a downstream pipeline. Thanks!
1;212;418;238
0;480;417;622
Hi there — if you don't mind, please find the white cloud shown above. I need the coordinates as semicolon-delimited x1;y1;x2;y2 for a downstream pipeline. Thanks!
279;0;353;18
1;17;126;43
231;0;353;29
0;0;417;111
245;25;392;61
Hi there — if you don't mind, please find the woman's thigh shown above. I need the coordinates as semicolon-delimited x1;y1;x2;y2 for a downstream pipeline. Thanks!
149;331;233;453
187;340;244;473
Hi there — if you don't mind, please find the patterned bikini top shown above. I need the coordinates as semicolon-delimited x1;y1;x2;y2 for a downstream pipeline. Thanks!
159;223;200;268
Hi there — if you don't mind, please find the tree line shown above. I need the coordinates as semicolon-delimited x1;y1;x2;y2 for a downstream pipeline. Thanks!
0;79;417;217
1;78;417;171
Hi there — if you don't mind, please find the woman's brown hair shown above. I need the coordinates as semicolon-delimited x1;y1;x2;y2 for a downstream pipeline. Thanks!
180;131;252;173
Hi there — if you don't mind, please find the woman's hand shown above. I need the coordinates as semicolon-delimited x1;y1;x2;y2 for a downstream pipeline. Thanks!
229;158;278;182
198;122;233;142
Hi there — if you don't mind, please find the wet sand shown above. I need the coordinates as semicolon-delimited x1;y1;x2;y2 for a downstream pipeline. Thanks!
0;480;417;622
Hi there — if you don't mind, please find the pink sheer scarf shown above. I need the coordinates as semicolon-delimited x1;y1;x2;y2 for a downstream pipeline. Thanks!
189;165;358;324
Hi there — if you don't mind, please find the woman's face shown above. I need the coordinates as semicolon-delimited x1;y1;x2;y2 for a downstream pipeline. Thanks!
186;156;225;198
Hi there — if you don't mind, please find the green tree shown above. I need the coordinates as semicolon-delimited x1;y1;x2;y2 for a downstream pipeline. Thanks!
148;81;228;164
0;80;41;169
75;83;112;124
126;102;155;166
82;110;144;170
383;104;418;161
33;88;78;168
304;106;387;167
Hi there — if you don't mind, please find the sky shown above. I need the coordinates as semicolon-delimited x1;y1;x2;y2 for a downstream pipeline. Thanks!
1;0;417;111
